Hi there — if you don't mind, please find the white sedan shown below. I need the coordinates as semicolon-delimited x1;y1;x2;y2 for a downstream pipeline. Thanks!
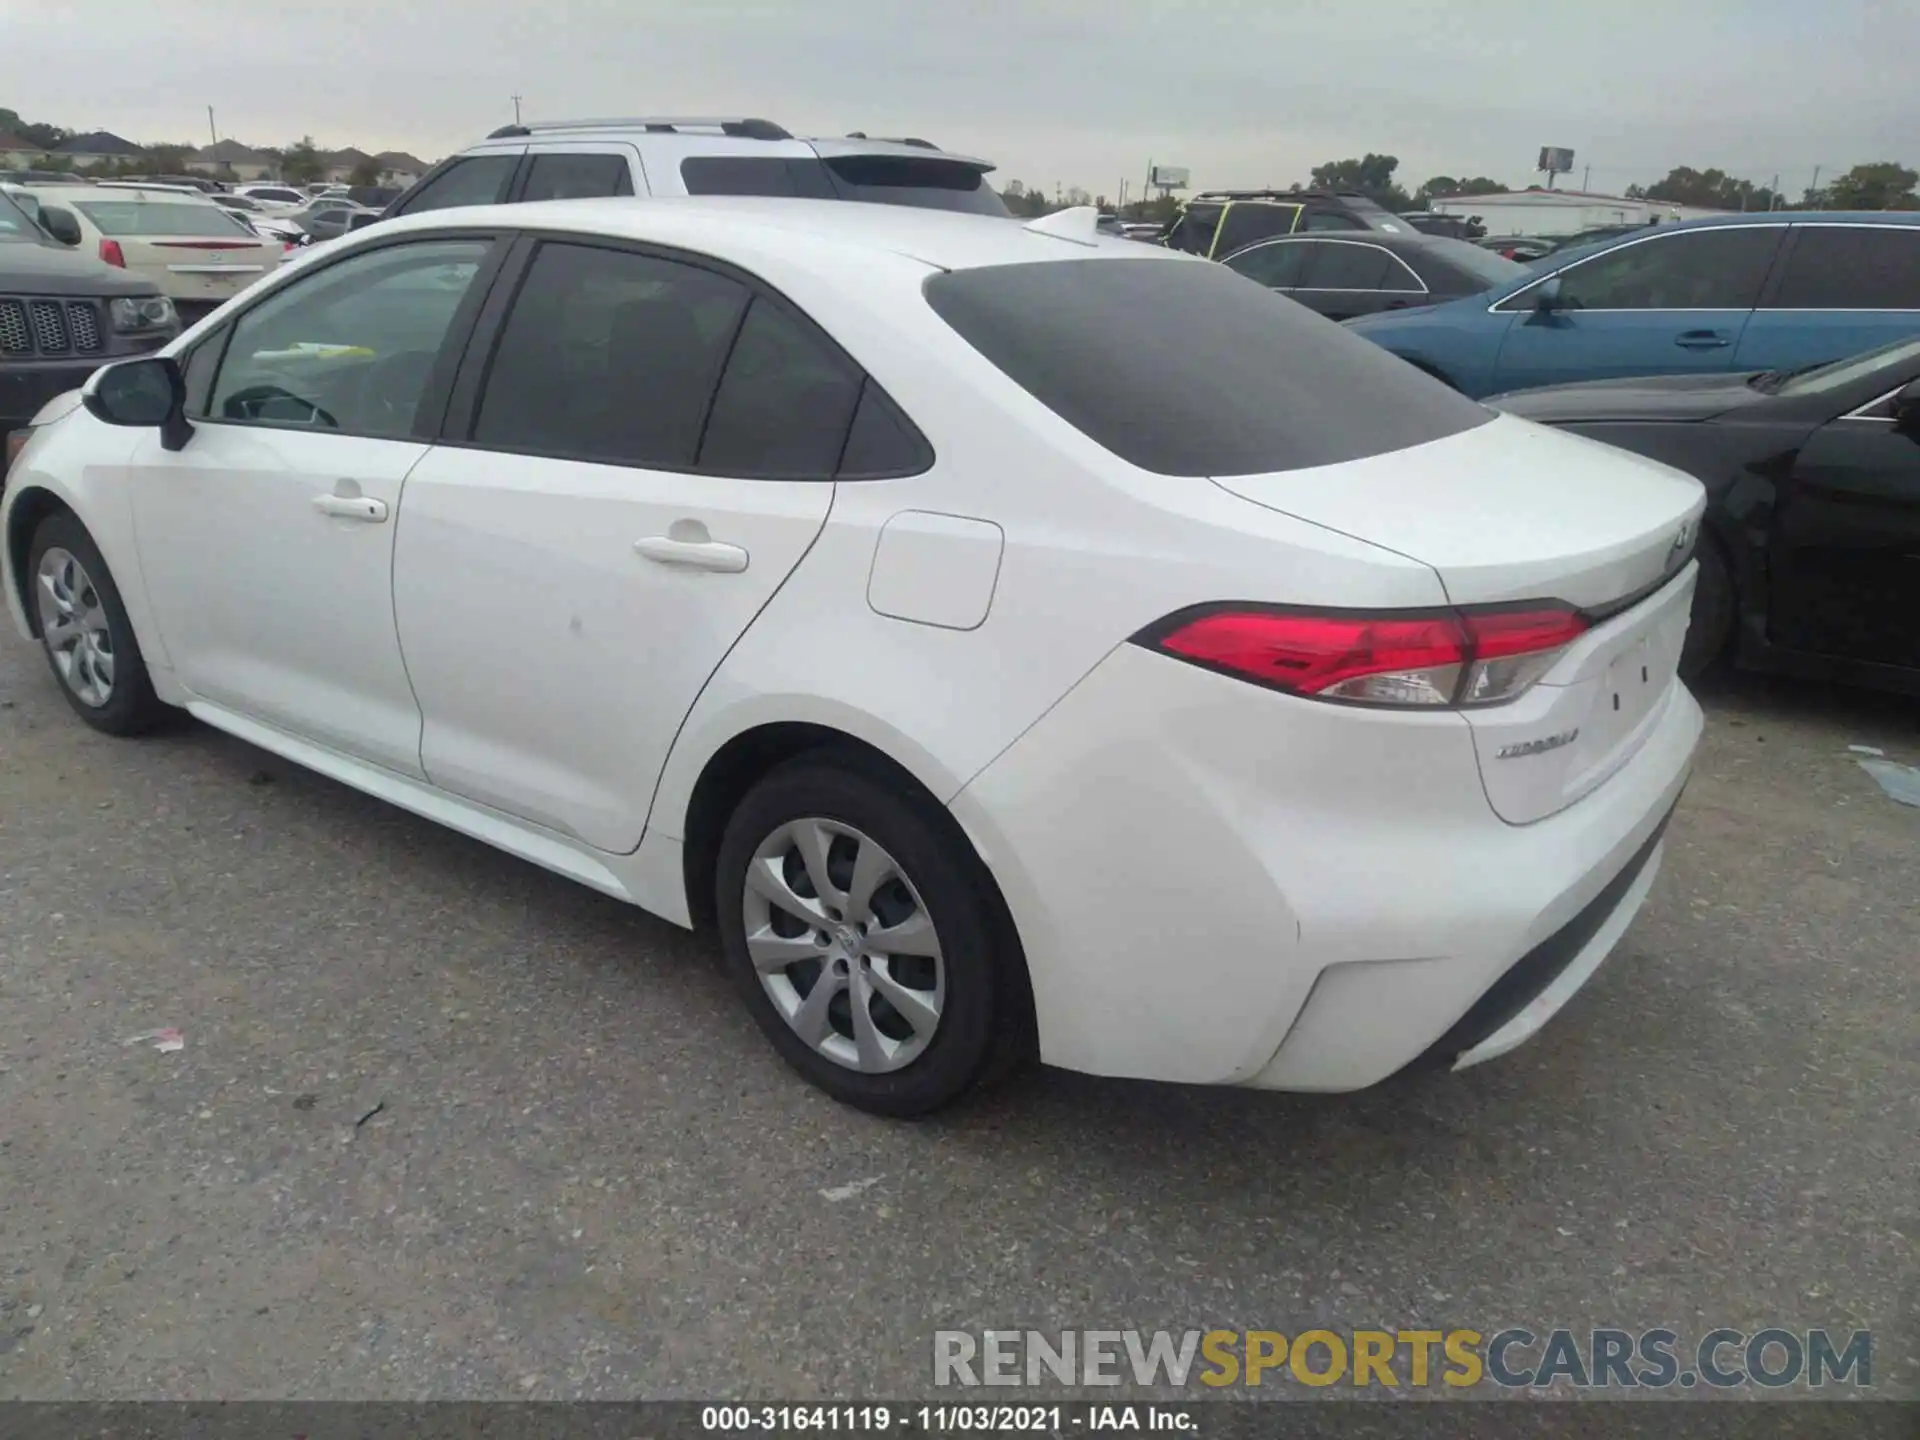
0;198;1704;1116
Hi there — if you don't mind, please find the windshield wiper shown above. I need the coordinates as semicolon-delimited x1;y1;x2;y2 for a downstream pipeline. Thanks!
1749;360;1829;393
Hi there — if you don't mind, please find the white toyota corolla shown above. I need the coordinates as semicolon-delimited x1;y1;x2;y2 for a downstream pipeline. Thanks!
1;198;1704;1116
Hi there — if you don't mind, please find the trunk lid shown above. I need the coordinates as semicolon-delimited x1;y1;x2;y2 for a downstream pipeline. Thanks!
1212;412;1707;823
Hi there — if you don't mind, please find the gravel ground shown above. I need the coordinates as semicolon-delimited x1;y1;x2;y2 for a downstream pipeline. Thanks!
0;630;1915;1403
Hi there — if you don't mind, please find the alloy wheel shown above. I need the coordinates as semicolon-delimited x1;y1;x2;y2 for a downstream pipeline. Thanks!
741;817;946;1073
35;547;116;708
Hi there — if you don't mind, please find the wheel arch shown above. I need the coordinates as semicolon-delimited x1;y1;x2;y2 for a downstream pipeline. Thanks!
674;715;1038;1063
4;485;77;639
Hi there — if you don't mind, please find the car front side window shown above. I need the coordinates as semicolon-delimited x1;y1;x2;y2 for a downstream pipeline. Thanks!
1546;227;1783;311
207;238;492;437
1224;240;1311;288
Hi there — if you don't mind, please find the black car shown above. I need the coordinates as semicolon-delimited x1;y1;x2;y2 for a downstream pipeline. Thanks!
0;187;179;451
1401;212;1486;240
1476;234;1557;262
1159;189;1416;259
1490;337;1920;693
1219;230;1530;322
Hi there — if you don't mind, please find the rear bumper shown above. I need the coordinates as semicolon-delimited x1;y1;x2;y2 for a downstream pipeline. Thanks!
950;643;1701;1090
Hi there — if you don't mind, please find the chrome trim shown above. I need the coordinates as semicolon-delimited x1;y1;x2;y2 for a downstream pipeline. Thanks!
1842;384;1907;421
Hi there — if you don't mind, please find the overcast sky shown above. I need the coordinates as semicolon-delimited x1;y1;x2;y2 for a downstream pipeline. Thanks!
7;0;1915;199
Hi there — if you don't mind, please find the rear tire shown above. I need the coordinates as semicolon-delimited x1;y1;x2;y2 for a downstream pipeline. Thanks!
715;756;1013;1117
1680;539;1735;679
26;512;169;736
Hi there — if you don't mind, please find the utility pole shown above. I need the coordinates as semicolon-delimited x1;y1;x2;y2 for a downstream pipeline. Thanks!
207;106;217;144
511;94;523;124
1808;165;1822;210
1770;174;1780;210
1582;164;1590;191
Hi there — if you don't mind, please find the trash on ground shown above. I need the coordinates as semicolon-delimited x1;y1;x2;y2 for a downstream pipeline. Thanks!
1847;744;1886;757
122;1028;184;1053
354;1100;387;1129
1858;758;1920;808
819;1176;882;1203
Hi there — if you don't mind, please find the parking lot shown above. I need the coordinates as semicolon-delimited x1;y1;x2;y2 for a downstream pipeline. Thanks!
0;628;1914;1401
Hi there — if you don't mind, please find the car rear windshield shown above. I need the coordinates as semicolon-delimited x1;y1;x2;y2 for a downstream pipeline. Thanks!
923;257;1493;477
75;201;258;238
680;154;1009;216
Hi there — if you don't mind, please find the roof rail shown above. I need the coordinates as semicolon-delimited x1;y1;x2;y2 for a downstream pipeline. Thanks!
485;116;791;141
843;132;940;150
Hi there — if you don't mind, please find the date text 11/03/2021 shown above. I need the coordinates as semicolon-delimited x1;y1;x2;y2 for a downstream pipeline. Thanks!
702;1406;1189;1432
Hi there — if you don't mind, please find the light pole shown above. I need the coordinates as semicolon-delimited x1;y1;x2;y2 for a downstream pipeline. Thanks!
512;95;523;125
207;106;217;144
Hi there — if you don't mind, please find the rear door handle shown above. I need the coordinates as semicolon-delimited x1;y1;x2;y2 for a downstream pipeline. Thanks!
634;535;749;573
1674;330;1731;349
312;493;388;522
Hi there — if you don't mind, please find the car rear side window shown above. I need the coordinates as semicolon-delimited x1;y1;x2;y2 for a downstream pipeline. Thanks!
924;257;1493;477
394;155;517;215
1223;240;1312;288
681;157;835;199
472;241;749;470
696;297;864;478
1768;226;1920;310
519;153;635;202
837;381;934;478
1213;204;1299;256
1302;242;1396;291
1550;226;1783;310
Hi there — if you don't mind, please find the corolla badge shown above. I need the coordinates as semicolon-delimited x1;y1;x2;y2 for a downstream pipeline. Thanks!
1496;728;1580;760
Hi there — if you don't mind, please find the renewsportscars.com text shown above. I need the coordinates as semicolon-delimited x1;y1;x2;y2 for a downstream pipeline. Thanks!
933;1327;1873;1391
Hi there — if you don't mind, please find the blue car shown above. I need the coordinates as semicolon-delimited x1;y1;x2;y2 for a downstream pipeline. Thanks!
1342;212;1920;398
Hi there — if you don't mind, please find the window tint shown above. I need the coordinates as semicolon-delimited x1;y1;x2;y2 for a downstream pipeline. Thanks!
820;156;1009;216
1223;240;1312;288
1213;204;1298;256
698;298;863;478
1302;210;1369;232
924;258;1492;477
209;239;489;436
1769;226;1920;310
681;157;834;199
837;381;933;478
1302;242;1395;291
473;242;748;469
394;155;517;215
1551;227;1782;310
1164;204;1221;255
519;153;635;202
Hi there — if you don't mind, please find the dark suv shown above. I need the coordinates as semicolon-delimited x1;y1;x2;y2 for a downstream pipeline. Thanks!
1160;189;1415;258
0;187;180;450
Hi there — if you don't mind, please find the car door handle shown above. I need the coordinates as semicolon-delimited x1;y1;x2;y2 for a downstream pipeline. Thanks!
633;535;749;573
312;493;388;522
1674;330;1731;349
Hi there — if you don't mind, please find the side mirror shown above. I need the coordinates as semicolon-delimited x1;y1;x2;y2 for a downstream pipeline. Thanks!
347;210;381;232
40;206;82;246
1531;275;1564;312
83;357;193;451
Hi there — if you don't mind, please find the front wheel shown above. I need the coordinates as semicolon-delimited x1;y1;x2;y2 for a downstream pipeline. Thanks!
715;757;1013;1117
27;511;169;735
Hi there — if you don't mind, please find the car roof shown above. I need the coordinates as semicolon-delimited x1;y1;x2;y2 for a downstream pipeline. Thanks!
373;195;1187;272
22;183;219;202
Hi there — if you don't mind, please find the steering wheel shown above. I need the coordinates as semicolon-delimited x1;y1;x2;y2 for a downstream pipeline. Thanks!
221;383;338;429
358;350;438;433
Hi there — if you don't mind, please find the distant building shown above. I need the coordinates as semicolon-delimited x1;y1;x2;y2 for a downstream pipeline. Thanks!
53;130;144;165
320;147;375;184
372;150;428;186
188;139;279;182
1427;188;1733;238
0;131;50;169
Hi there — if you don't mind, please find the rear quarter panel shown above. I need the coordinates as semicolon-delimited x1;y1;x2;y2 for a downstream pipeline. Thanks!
1731;310;1920;373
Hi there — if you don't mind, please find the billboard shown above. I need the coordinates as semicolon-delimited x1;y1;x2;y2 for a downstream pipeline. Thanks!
1150;165;1189;189
1537;147;1575;175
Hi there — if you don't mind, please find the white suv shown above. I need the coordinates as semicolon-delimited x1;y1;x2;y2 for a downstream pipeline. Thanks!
367;116;1007;227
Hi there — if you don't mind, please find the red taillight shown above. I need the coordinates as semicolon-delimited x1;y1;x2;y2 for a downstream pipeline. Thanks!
1140;605;1588;708
99;239;126;267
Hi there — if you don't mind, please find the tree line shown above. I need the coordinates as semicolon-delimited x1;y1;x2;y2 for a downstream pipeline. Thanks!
997;153;1920;218
0;109;389;187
